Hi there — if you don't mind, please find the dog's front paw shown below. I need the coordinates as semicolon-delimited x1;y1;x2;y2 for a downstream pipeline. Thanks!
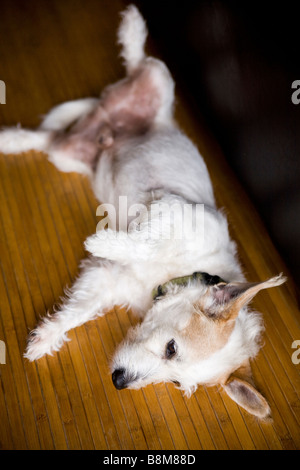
84;229;120;257
24;322;70;361
84;233;104;257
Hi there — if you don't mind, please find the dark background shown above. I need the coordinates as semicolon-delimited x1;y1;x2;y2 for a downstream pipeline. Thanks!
136;0;300;286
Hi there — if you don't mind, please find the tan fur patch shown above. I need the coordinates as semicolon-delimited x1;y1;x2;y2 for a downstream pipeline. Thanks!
181;311;235;360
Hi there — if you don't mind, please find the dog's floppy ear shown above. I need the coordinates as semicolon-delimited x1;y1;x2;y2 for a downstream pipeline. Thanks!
207;274;286;320
222;361;271;419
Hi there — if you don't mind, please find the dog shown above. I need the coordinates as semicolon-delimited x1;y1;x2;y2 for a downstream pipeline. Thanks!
0;5;286;419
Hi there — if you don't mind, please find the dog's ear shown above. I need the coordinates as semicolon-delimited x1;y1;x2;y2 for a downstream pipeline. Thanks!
206;274;286;321
222;361;271;419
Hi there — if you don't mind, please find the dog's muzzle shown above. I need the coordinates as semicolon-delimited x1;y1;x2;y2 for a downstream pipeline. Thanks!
112;369;127;390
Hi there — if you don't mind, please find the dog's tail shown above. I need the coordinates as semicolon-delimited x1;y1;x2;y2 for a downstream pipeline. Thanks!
118;4;148;74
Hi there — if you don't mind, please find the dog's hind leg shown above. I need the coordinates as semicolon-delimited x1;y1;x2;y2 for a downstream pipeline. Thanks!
99;5;175;137
47;101;113;176
0;127;52;155
118;4;148;74
39;98;99;131
0;97;101;176
24;257;145;361
0;98;99;154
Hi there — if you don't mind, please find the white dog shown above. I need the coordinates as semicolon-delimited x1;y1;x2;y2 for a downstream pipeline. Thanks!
0;5;285;419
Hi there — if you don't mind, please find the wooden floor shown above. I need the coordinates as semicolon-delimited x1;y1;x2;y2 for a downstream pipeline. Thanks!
0;0;299;450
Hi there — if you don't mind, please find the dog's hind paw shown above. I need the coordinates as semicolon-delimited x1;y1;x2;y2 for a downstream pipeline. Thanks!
0;128;50;154
118;4;147;73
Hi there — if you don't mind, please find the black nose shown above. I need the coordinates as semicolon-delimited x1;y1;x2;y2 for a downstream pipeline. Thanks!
112;369;127;390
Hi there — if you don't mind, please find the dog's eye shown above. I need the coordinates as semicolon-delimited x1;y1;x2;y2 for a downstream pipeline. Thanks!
166;339;177;359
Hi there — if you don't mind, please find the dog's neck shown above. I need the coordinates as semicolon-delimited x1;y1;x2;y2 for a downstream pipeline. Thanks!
152;272;227;300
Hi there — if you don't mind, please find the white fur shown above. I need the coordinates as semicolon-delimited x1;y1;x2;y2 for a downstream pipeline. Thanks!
40;98;99;131
0;5;285;418
0;127;51;154
48;147;93;176
118;4;147;73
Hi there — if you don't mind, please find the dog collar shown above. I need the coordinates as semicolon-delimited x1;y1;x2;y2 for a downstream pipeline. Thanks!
152;272;227;300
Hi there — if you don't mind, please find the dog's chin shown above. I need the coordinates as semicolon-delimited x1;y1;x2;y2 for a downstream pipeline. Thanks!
126;378;182;392
125;379;147;390
111;368;182;392
111;367;149;390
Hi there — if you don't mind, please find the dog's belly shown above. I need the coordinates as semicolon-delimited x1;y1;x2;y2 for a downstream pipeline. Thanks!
94;128;216;210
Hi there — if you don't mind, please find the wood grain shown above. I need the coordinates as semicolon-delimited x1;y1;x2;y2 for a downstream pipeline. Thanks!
0;0;299;450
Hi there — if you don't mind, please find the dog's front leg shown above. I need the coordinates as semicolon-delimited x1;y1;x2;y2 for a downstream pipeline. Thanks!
84;229;160;263
24;257;140;361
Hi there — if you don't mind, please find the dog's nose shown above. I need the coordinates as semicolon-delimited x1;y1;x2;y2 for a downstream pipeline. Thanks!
112;369;127;390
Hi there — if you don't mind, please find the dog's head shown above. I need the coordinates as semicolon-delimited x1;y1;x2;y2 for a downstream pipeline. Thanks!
111;274;286;418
